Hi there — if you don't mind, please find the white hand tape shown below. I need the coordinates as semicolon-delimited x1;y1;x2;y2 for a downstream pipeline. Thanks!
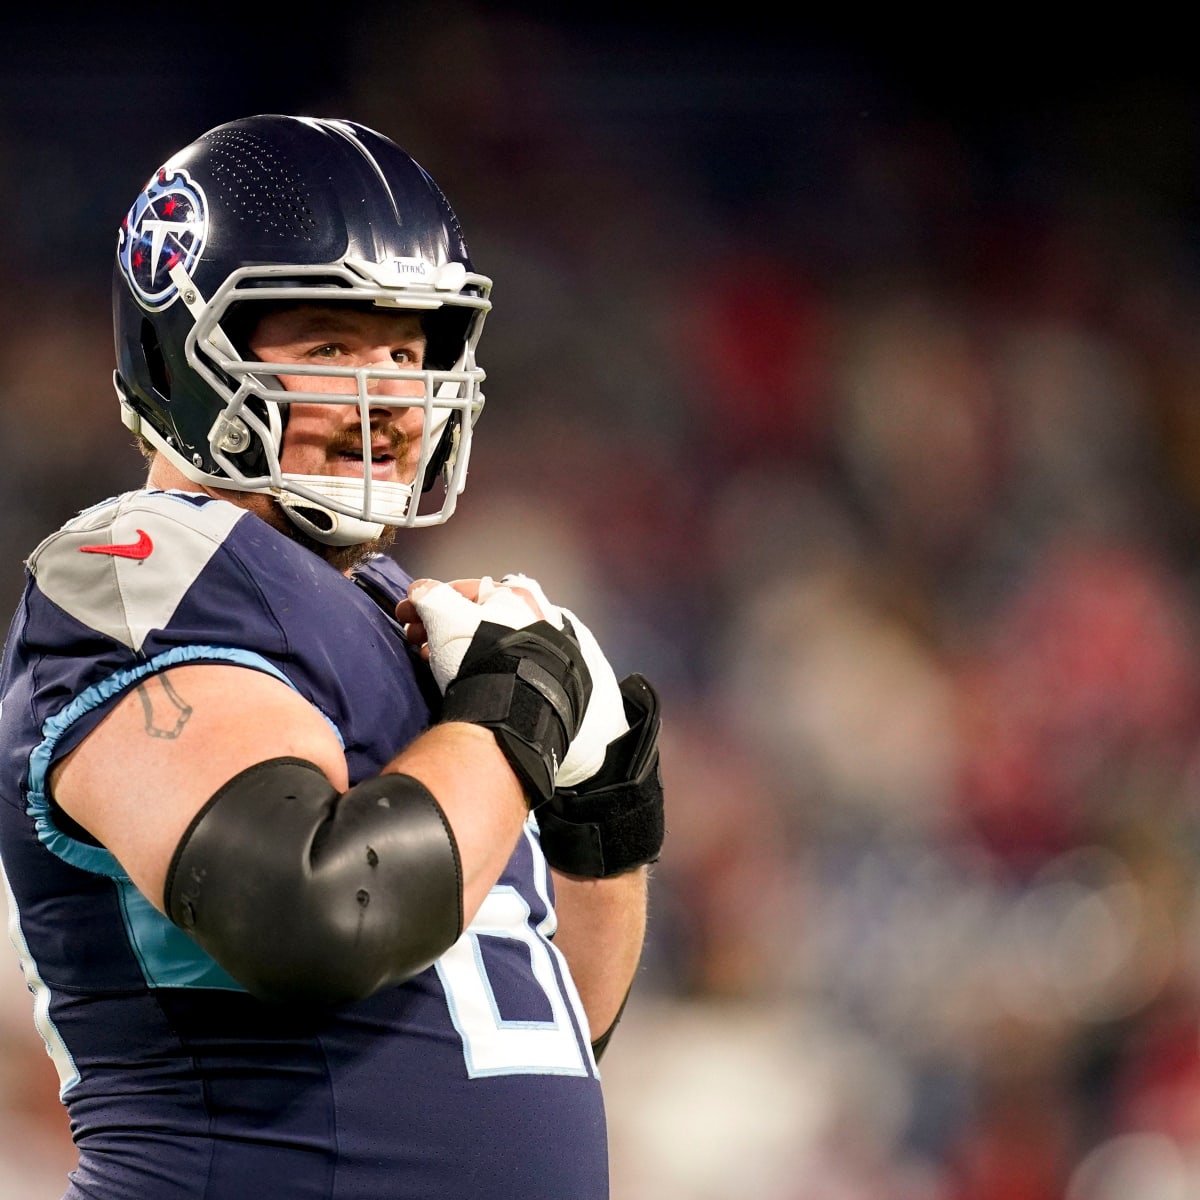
412;579;547;692
554;607;630;788
411;578;629;789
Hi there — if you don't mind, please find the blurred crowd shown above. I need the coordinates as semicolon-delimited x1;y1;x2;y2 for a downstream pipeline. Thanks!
5;8;1200;1198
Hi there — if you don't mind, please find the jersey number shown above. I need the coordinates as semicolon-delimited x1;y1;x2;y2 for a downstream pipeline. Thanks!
2;862;79;1095
436;886;596;1078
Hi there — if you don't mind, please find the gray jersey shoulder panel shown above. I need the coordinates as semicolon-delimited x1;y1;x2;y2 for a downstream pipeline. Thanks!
28;491;247;653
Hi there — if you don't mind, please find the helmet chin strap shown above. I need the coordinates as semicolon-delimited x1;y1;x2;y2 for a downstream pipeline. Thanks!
278;499;385;547
276;476;413;547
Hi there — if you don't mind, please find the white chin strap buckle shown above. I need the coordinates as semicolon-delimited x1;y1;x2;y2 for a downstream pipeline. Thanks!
278;497;385;546
276;476;412;546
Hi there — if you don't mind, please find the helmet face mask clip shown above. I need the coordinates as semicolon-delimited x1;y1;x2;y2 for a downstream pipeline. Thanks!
113;115;492;544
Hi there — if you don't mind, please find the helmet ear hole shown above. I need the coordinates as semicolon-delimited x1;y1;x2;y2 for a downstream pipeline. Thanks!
141;318;171;398
421;307;472;371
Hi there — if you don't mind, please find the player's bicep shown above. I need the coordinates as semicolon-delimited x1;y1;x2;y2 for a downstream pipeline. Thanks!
50;663;347;912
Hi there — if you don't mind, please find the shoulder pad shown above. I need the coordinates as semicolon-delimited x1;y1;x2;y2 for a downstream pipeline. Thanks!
29;490;248;653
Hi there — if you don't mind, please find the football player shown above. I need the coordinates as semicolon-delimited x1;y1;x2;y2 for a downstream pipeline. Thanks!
0;114;664;1200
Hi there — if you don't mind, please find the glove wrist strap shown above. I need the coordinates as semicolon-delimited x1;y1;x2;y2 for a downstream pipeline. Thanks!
537;673;665;877
537;776;664;877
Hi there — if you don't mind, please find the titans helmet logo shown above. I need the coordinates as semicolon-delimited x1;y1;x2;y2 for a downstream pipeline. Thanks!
118;167;208;310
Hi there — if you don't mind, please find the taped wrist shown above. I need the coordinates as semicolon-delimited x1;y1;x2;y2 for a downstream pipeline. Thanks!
537;673;665;878
439;619;591;804
165;757;463;1006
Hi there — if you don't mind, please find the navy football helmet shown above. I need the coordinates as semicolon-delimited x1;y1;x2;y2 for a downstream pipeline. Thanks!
113;114;492;543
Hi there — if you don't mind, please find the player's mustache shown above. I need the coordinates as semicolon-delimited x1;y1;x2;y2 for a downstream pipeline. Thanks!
327;422;408;458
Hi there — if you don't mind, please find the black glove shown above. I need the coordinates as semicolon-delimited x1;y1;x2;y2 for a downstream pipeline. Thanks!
536;673;665;877
440;619;592;805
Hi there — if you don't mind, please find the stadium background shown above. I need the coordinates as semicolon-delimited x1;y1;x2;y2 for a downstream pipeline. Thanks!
4;8;1200;1197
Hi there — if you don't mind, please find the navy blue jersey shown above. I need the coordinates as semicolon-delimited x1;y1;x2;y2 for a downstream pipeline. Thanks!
0;489;606;1200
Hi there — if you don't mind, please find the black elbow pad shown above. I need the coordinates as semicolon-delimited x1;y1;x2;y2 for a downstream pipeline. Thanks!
164;757;463;1007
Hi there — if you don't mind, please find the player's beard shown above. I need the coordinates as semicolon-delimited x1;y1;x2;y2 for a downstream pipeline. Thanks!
276;511;401;574
232;487;401;574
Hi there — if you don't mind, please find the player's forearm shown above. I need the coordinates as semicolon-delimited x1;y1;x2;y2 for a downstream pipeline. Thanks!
386;720;529;924
550;865;649;1042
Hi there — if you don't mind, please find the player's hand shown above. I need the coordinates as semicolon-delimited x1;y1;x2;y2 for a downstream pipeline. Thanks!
401;574;628;788
552;603;628;788
398;574;558;691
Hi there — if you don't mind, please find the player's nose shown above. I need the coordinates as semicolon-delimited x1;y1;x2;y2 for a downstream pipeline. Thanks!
365;347;423;399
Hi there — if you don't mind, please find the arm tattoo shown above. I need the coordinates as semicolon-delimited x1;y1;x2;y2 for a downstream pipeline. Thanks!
135;675;194;740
